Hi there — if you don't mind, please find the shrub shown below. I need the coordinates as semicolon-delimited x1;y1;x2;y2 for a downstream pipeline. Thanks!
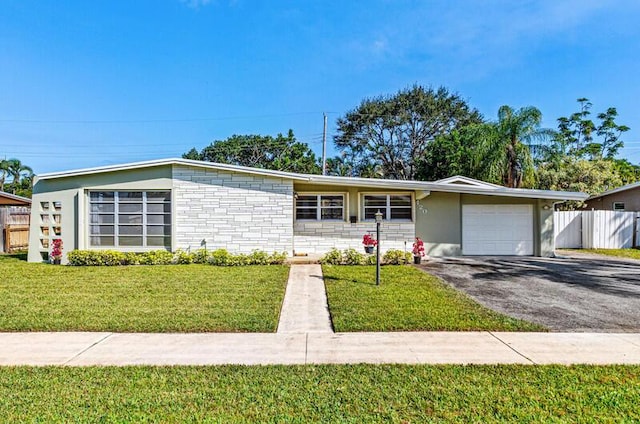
66;249;285;267
248;249;270;265
383;249;412;265
231;253;250;266
209;249;231;266
138;250;174;265
123;252;141;265
267;251;287;265
67;250;127;266
191;249;210;264
364;254;377;265
319;248;343;265
172;249;193;265
343;248;365;265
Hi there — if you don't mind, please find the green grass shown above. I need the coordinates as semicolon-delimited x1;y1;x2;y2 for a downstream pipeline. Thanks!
568;248;640;260
0;255;288;332
0;365;638;422
323;265;544;332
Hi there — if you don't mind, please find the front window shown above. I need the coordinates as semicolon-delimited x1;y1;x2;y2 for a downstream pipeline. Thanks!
363;194;412;221
296;194;344;221
613;202;625;211
89;191;171;248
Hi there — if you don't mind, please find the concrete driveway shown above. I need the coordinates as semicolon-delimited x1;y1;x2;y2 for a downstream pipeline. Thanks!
420;253;640;332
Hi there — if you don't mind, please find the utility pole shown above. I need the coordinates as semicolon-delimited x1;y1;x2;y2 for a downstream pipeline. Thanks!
322;112;327;175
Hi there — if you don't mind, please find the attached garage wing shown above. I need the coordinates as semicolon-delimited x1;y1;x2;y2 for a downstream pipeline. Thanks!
462;204;534;255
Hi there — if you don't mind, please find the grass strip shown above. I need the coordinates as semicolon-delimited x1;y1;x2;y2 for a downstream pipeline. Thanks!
0;365;638;422
568;248;640;260
323;265;544;332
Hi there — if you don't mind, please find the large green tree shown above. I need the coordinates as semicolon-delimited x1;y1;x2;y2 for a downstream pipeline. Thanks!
469;105;553;188
555;98;629;160
536;98;635;201
183;130;321;174
1;158;33;194
333;85;483;180
415;130;476;181
537;158;623;197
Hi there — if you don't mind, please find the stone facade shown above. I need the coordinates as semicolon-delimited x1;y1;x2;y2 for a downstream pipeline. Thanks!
293;221;415;254
172;165;294;254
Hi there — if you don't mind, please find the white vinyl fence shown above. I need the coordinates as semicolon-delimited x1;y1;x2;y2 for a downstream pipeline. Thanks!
554;210;640;249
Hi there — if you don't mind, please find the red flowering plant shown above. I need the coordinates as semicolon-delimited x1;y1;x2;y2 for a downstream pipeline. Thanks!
51;239;63;261
362;234;378;247
412;237;425;257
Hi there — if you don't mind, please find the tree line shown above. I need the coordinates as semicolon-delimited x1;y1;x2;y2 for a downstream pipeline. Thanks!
184;85;639;199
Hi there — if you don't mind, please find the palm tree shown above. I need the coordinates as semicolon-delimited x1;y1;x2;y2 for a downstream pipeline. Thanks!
0;159;9;192
1;158;33;193
472;106;553;188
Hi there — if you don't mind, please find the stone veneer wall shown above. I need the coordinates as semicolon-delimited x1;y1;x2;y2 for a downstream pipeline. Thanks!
293;221;415;254
172;165;294;254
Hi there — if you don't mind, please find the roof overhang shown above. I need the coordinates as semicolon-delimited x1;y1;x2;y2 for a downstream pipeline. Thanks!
586;181;640;201
0;191;32;205
36;158;310;182
35;158;588;202
300;175;587;201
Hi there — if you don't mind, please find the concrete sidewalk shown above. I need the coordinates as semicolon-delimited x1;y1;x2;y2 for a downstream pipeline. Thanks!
1;331;639;366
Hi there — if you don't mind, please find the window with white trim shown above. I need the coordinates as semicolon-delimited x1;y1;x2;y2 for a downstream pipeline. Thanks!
362;194;412;221
295;194;344;221
613;202;625;211
89;191;171;248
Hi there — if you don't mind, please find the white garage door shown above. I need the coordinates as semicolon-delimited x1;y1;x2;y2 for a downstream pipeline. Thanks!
462;204;534;255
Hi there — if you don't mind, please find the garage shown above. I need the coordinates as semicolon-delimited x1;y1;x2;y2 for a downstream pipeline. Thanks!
462;204;534;255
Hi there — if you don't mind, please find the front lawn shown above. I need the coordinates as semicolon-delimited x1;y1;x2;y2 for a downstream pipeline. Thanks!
323;265;543;332
568;248;640;260
0;365;638;422
0;255;288;332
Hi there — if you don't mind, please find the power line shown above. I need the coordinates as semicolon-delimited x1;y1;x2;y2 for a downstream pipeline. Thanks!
0;111;329;125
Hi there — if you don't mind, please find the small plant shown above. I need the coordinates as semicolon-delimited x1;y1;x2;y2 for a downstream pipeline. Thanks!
267;251;287;265
383;249;412;265
172;249;193;265
191;249;210;264
343;248;366;265
50;239;63;263
362;234;377;247
209;249;232;266
248;250;270;265
319;248;343;265
139;250;173;265
412;237;425;257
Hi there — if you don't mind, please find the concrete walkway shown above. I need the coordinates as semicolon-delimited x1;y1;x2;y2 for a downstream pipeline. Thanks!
277;264;333;334
1;331;639;366
1;264;640;366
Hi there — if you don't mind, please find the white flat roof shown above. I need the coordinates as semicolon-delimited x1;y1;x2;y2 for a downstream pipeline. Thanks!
36;158;588;201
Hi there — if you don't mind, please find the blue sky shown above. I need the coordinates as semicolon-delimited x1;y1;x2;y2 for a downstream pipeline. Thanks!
1;0;640;174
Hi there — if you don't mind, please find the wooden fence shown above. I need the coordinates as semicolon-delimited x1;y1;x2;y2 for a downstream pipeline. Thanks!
1;207;31;253
554;210;640;249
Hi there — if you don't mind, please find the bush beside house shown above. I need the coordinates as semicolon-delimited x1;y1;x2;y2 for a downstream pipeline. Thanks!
66;249;287;266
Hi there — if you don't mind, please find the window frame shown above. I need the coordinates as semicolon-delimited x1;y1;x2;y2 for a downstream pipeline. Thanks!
294;192;347;222
359;192;414;222
88;190;172;250
612;202;625;211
